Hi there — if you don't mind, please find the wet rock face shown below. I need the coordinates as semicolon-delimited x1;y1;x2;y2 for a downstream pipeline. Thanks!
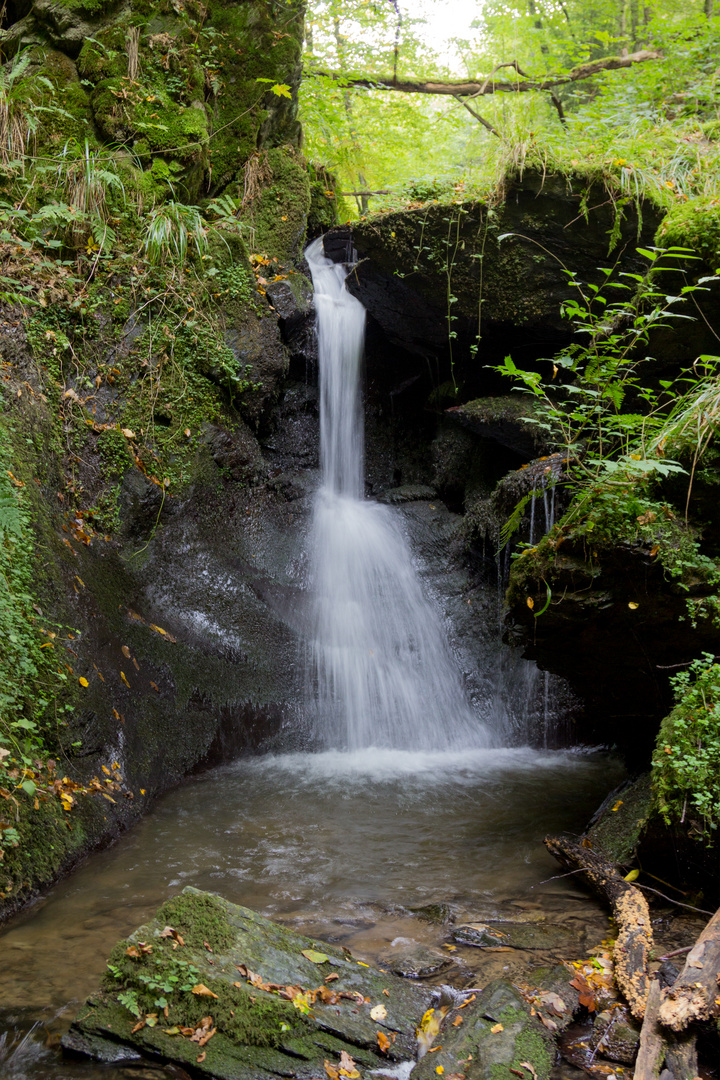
324;173;663;387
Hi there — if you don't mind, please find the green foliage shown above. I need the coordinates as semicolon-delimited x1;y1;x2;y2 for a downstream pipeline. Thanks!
492;246;702;492
0;420;74;850
653;653;720;841
302;0;720;222
144;202;209;268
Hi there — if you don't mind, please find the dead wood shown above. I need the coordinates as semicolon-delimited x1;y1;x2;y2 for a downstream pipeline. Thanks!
310;50;660;97
634;979;665;1080
658;904;720;1032
545;834;652;1019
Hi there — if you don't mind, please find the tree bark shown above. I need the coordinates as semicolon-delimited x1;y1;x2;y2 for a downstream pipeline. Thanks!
634;978;665;1080
310;50;660;98
544;834;653;1019
658;904;720;1031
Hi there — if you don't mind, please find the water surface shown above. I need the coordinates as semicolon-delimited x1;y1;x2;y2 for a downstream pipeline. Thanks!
0;746;623;1077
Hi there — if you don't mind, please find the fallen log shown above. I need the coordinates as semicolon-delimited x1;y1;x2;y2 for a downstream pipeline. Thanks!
658;904;720;1032
545;834;652;1019
634;978;665;1079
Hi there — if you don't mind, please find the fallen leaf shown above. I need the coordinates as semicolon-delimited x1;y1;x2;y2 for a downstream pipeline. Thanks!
377;1030;390;1052
370;1004;387;1021
78;676;89;687
197;1051;206;1063
121;428;136;439
624;868;640;882
120;671;131;688
302;948;330;964
628;601;639;610
526;596;534;610
519;1064;538;1080
452;1014;463;1027
131;1020;146;1033
121;645;131;659
325;973;340;983
338;1050;360;1078
491;1023;504;1034
436;1068;444;1076
192;984;219;999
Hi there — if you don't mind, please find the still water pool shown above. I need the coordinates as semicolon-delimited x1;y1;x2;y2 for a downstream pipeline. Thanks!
0;746;624;1077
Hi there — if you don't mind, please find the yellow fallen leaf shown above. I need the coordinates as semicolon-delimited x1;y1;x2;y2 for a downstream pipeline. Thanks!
628;601;639;610
120;671;131;688
121;428;136;439
377;1030;390;1053
302;949;330;964
526;596;534;610
624;869;640;882
491;1023;504;1033
370;1004;387;1021
436;1068;444;1076
192;984;218;998
78;676;89;687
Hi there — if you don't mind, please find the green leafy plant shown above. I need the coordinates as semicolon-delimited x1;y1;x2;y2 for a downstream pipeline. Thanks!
653;653;720;841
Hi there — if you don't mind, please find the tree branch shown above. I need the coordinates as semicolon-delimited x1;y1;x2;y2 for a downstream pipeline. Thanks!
455;95;503;139
309;49;660;97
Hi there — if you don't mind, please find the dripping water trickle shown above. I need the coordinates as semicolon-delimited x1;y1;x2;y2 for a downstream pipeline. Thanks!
304;237;490;751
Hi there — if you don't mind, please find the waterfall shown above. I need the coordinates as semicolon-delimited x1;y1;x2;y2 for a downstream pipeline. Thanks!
305;237;490;751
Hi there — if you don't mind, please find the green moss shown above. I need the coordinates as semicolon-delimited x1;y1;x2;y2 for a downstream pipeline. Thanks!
241;146;311;261
57;0;116;14
156;891;236;951
656;196;720;265
307;163;347;233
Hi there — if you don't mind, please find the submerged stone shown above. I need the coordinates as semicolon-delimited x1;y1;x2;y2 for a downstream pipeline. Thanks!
453;921;575;951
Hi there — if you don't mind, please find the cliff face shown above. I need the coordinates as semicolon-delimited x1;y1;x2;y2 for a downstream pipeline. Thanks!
0;0;332;918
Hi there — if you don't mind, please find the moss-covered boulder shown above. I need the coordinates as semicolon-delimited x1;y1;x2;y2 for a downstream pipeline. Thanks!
65;887;431;1077
3;0;306;209
412;981;555;1080
65;888;562;1080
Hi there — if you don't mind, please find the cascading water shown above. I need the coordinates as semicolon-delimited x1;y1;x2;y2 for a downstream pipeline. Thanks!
305;237;490;751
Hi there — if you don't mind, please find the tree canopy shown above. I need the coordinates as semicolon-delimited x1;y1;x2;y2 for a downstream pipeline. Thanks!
300;0;720;218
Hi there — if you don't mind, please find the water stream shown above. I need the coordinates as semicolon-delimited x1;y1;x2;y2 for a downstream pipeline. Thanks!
0;239;627;1076
305;238;488;751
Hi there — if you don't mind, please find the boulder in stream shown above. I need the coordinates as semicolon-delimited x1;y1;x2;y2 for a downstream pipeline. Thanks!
64;887;558;1080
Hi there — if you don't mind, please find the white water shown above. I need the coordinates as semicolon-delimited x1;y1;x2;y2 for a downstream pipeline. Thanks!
305;238;490;751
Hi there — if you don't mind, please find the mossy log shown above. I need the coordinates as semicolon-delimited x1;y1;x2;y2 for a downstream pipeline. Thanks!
658;904;720;1031
545;834;652;1019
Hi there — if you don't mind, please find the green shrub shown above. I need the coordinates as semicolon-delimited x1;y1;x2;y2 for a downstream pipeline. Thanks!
653;653;720;841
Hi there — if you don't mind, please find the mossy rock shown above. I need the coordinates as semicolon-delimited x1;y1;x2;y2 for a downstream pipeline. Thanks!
412;980;555;1080
65;887;430;1078
241;146;312;262
656;196;720;266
